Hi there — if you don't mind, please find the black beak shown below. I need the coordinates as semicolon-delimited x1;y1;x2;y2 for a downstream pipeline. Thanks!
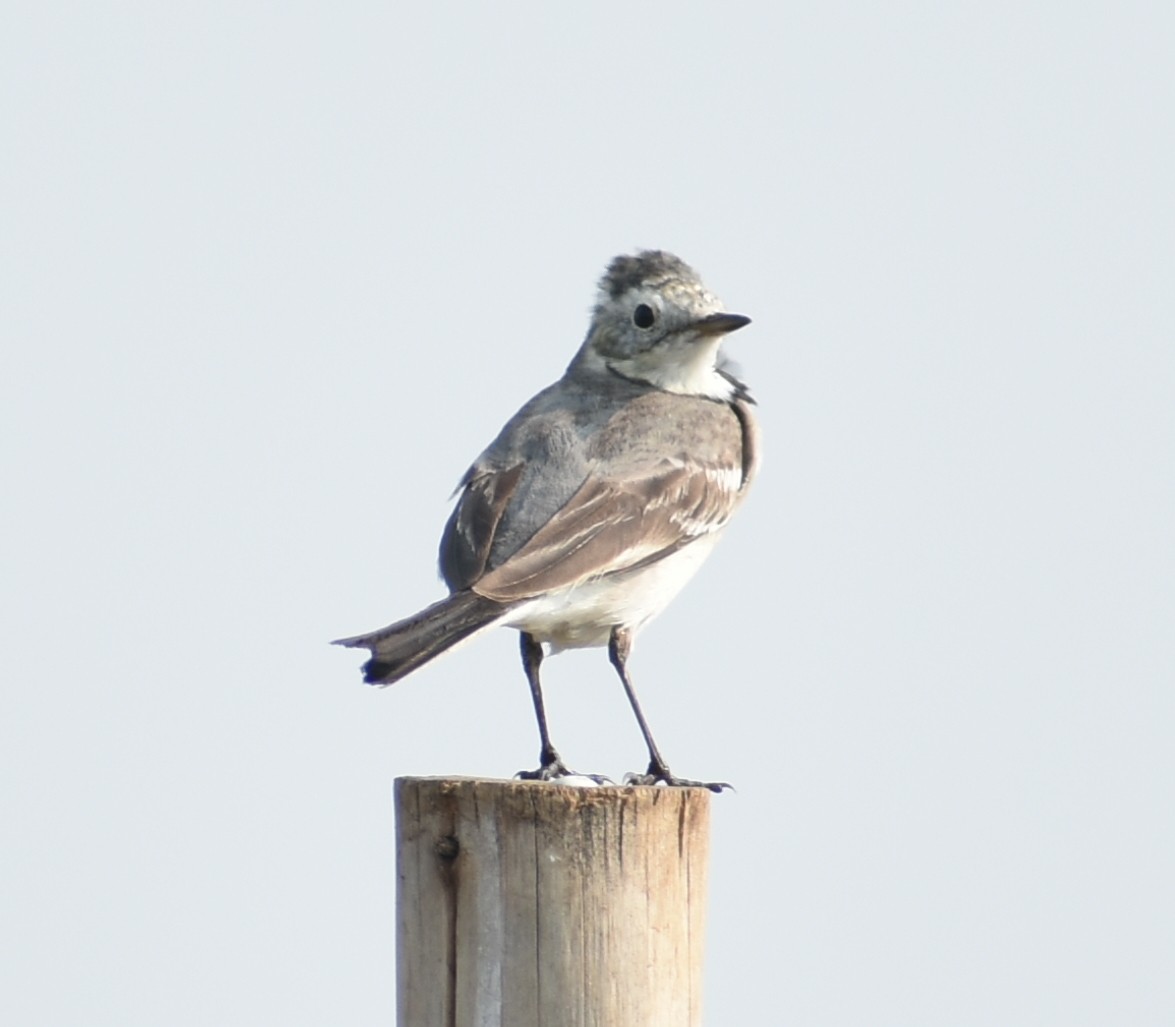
692;312;752;336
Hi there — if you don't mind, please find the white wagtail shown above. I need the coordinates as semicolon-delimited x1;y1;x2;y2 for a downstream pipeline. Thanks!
335;251;758;790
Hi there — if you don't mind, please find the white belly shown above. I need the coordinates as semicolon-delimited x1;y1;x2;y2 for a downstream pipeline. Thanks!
503;534;722;651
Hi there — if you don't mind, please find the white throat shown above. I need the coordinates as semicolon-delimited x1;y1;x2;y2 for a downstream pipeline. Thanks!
607;339;733;401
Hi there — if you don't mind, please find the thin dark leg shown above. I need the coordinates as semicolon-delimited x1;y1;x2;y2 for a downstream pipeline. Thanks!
609;627;669;773
517;632;564;775
609;626;731;793
514;632;611;784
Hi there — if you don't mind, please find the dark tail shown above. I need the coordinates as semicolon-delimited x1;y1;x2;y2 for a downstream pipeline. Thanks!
332;591;507;685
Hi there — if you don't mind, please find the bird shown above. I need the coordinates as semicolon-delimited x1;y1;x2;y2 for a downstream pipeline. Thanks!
334;250;759;790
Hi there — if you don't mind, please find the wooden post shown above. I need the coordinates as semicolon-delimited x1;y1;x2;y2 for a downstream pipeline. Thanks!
394;776;711;1027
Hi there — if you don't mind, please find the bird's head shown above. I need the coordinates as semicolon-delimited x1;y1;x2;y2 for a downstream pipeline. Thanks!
572;250;751;401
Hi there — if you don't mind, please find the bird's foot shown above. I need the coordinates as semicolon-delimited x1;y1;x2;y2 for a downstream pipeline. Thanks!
623;759;732;793
515;751;611;786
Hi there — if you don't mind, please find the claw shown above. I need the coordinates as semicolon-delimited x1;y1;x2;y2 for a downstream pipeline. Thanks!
515;754;612;786
622;760;733;793
516;760;574;782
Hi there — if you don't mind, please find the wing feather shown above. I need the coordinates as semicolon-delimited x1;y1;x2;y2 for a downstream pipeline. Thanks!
473;460;741;602
441;391;758;603
438;463;525;590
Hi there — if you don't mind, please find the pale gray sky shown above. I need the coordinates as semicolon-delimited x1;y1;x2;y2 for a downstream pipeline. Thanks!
3;3;1172;1024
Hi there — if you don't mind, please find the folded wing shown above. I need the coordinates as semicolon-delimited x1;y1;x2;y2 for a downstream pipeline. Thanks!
471;458;744;603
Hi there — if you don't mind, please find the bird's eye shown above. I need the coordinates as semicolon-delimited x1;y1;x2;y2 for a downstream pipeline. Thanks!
633;303;656;329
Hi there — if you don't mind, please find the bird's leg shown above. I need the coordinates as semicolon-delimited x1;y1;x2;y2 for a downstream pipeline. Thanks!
514;633;611;784
507;629;580;780
514;632;569;778
609;627;669;775
611;627;731;793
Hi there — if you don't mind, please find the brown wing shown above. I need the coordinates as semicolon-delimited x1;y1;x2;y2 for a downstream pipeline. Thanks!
472;459;743;603
438;463;525;590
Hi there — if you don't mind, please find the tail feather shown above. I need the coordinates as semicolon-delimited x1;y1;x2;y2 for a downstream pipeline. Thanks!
333;591;507;685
